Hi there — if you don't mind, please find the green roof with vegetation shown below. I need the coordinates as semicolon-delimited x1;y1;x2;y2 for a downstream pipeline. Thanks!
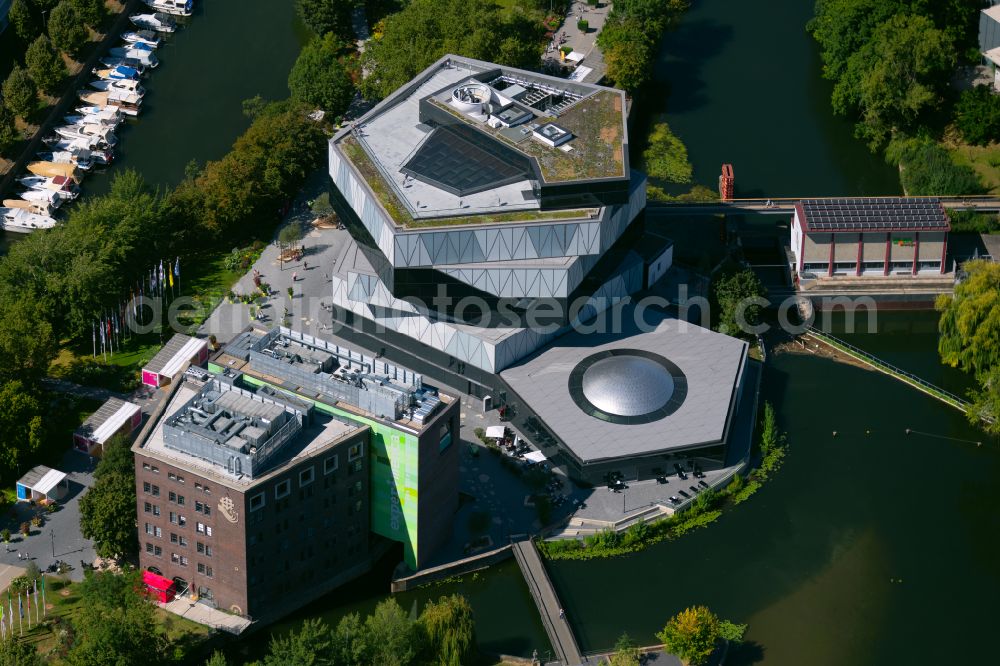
430;89;627;183
339;135;597;228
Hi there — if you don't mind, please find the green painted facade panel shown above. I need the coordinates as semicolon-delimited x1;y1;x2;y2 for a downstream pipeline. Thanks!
238;374;420;568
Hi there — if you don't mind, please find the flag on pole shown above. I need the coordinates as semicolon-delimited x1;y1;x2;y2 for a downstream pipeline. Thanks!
33;579;38;619
92;321;97;358
24;589;30;628
41;576;46;617
174;256;180;294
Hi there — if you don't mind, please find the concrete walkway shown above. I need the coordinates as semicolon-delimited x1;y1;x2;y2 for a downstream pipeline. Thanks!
547;0;610;83
512;540;583;666
160;596;252;635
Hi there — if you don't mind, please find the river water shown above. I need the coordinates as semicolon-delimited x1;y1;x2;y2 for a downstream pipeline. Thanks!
29;0;993;663
1;0;306;252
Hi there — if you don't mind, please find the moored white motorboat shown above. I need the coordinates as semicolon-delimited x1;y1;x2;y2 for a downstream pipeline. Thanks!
3;198;54;216
64;107;122;128
55;120;118;146
121;40;155;53
19;188;71;209
93;65;142;81
79;90;142;117
89;78;145;98
17;175;79;199
122;30;162;47
1;207;57;233
37;149;96;171
108;47;159;68
142;0;192;17
46;138;113;165
129;12;177;33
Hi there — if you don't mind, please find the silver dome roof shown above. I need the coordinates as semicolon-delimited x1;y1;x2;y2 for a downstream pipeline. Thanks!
580;355;675;417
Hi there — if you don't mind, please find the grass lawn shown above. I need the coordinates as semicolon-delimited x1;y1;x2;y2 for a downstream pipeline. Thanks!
3;576;210;661
47;244;257;393
946;138;1000;194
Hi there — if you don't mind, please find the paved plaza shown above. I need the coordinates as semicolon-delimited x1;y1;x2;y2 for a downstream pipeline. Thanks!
0;449;98;582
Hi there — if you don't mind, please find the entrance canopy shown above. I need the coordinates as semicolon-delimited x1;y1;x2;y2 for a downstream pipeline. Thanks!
524;450;546;464
485;425;507;439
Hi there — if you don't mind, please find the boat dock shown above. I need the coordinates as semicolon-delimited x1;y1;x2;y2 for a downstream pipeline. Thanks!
511;539;583;666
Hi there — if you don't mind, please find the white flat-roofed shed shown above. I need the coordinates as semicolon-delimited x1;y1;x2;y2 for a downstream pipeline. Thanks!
73;397;142;455
16;465;69;502
142;334;209;388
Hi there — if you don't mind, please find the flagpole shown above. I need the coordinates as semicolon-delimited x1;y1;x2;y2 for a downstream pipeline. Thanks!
41;576;46;617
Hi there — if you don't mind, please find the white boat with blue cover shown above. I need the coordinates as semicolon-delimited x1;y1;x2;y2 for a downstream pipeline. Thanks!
100;57;147;75
108;47;159;68
93;65;142;81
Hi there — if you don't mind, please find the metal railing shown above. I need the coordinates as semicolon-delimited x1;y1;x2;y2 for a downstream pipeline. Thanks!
804;327;969;412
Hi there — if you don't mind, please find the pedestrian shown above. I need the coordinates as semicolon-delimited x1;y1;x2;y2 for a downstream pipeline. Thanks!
304;260;308;270
292;272;298;282
558;608;565;619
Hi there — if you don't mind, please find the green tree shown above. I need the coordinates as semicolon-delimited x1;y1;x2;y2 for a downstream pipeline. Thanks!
94;434;135;479
712;267;767;338
832;13;955;149
643;120;692;184
0;292;57;383
598;18;652;92
936;260;1000;377
331;612;366;664
25;34;67;95
288;32;355;116
604;633;641;666
417;595;475;666
295;0;354;40
48;1;89;57
808;0;902;82
953;85;1000;146
0;381;45;485
360;0;542;100
363;598;421;666
2;65;38;119
263;618;332;666
204;652;229;666
968;366;1000;434
0;637;43;666
68;571;163;666
9;0;42;43
79;466;137;560
0;106;20;158
657;605;721;666
69;0;104;27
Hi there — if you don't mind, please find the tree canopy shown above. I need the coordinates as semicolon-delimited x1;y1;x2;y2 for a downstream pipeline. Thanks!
3;64;38;119
9;0;42;43
295;0;355;40
810;1;961;150
657;605;722;666
288;33;356;117
79;462;138;560
937;260;1000;433
67;570;163;666
69;0;104;27
643;120;692;185
0;106;19;157
953;85;1000;146
884;137;983;196
712;267;767;338
25;34;67;95
0;381;44;486
360;0;543;100
48;1;89;56
598;0;688;92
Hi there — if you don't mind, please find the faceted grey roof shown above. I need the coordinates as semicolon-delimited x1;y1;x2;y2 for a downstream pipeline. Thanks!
501;309;748;465
582;356;675;417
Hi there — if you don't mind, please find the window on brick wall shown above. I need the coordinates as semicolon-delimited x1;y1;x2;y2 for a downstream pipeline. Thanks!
299;467;314;487
275;479;291;500
324;455;338;475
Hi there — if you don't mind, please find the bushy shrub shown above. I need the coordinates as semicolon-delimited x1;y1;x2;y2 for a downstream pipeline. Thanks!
954;85;1000;146
886;137;984;196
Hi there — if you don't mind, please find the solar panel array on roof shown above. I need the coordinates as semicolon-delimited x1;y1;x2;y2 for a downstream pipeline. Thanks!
401;123;533;197
800;198;949;232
